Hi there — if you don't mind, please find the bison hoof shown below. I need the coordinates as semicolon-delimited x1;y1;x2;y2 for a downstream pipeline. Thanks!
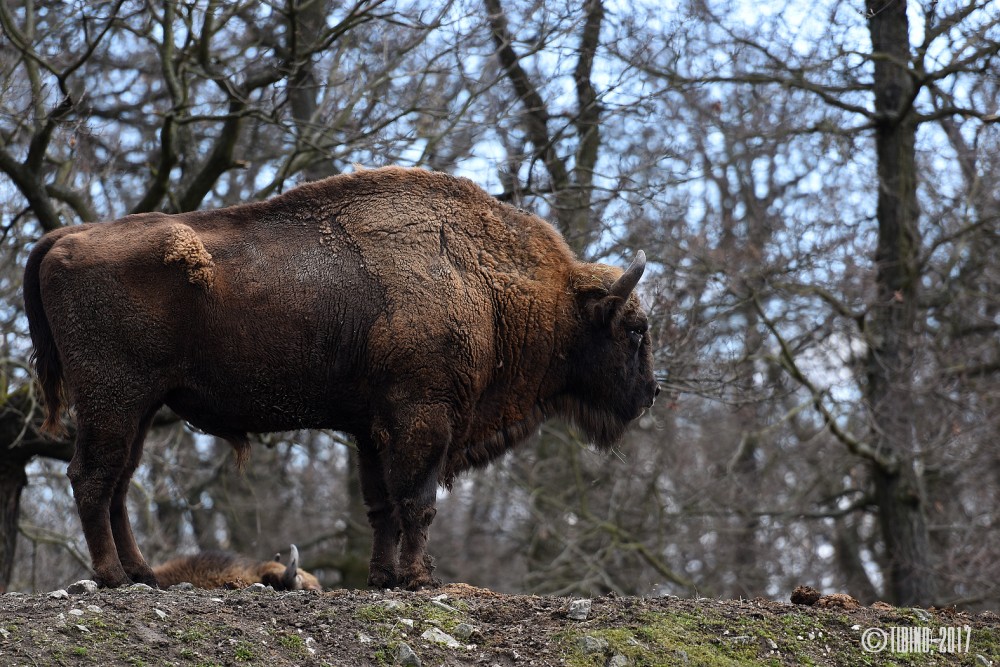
93;570;133;589
401;573;443;591
131;572;159;588
367;567;399;590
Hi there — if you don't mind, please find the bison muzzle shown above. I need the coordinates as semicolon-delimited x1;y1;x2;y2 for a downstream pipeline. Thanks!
24;166;659;590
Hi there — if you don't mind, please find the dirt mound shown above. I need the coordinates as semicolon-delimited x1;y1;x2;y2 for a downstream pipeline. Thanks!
0;585;997;665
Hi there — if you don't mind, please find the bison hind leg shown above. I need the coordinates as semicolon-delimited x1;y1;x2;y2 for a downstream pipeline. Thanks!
109;408;161;587
67;419;139;588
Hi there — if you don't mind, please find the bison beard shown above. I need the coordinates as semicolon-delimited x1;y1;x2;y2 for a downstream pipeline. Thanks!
23;166;659;591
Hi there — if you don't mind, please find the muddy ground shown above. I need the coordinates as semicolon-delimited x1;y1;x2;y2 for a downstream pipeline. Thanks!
1;582;998;666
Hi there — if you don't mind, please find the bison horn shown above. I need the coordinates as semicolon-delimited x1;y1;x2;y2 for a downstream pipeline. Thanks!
609;250;646;300
281;544;300;589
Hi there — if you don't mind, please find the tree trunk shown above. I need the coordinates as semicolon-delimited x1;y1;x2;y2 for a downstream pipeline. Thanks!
0;460;27;593
0;386;74;591
864;0;934;606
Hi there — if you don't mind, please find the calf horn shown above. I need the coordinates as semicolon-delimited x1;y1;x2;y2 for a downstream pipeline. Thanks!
281;544;300;589
609;250;646;299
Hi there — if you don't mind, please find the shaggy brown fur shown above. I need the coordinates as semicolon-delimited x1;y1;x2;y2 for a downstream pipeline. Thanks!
153;548;321;591
24;166;659;590
162;223;215;289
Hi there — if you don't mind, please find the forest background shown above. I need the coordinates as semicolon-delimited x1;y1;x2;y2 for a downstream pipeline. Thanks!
0;0;998;611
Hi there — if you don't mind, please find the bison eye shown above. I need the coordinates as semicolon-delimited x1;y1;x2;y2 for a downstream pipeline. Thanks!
628;329;643;346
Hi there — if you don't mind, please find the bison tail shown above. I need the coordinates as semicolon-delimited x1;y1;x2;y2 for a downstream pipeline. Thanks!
23;233;67;436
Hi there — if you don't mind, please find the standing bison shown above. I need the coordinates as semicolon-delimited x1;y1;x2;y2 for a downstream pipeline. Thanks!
24;166;659;590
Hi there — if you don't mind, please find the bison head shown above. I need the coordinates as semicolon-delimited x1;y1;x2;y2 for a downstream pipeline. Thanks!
564;250;660;449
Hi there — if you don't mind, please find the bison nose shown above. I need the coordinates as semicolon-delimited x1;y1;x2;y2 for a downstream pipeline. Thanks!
645;382;660;409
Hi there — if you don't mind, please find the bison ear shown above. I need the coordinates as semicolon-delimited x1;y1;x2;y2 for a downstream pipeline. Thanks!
585;294;626;329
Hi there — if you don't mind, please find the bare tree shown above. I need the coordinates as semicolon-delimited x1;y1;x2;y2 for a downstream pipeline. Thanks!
621;0;999;605
2;0;999;610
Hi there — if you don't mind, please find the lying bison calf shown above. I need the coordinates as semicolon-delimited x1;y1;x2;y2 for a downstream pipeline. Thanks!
24;166;659;590
153;545;321;591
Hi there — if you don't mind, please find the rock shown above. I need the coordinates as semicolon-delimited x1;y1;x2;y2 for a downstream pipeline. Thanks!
452;623;479;641
357;632;373;644
85;605;102;613
673;649;690;664
245;583;268;593
134;623;170;647
975;654;993;667
69;609;84;617
154;608;168;620
430;600;460;614
128;583;156;593
384;599;406;611
400;618;415;629
396;641;420;666
790;586;821;606
67;580;98;595
577;635;609;654
568;598;592;620
420;627;461;648
910;607;932;622
169;582;195;591
607;654;629;667
47;589;70;600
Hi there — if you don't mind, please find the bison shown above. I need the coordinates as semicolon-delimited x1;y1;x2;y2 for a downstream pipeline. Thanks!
24;166;659;590
152;545;322;591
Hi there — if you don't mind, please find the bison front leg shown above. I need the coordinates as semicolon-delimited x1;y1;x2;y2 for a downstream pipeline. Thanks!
396;486;440;591
385;408;449;591
358;441;401;589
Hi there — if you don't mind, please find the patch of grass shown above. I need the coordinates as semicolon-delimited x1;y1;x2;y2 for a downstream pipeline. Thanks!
419;601;464;633
355;602;410;624
558;606;992;667
373;641;400;667
176;626;209;643
233;642;257;662
972;625;1000;659
72;646;88;657
561;609;771;667
278;632;306;653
